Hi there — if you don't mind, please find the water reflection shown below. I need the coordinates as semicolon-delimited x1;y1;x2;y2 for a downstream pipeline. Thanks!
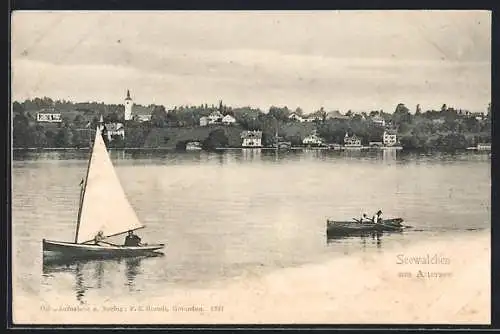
94;260;104;289
326;230;402;250
109;149;126;160
302;148;325;159
124;257;142;291
241;148;262;161
13;148;492;167
382;148;398;163
13;149;90;161
75;262;86;303
42;253;163;303
340;148;364;160
260;149;303;163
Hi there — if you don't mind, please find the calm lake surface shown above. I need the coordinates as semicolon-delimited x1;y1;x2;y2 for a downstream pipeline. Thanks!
12;149;491;305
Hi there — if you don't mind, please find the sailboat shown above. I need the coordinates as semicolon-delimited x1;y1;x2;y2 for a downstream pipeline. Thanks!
42;126;165;258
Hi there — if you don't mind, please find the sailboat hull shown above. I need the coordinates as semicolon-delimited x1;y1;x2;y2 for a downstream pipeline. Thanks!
42;239;165;259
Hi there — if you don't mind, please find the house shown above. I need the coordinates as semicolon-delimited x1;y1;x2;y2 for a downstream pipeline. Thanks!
369;141;383;147
199;116;209;127
470;112;486;121
222;114;236;125
350;111;368;120
371;115;386;127
104;122;125;141
302;131;324;146
36;108;62;123
383;130;398;147
477;143;491;151
288;113;305;122
326;110;349;120
241;130;262;148
304;115;322;122
186;141;202;151
37;110;62;123
432;118;446;125
344;133;361;147
132;105;153;122
208;111;223;124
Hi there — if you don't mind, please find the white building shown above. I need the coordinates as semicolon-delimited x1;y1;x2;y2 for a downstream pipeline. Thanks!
344;133;361;146
302;132;323;146
383;130;398;146
477;143;491;151
306;117;322;122
288;113;305;122
124;89;133;121
241;130;262;148
199;116;209;126
132;105;153;122
471;112;486;121
371;115;386;127
222;114;236;125
208;111;223;124
432;118;445;125
186;141;202;151
135;114;152;122
326;110;349;120
37;109;62;123
104;122;125;141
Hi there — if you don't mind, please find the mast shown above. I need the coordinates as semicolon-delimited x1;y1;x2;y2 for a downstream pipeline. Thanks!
74;127;98;243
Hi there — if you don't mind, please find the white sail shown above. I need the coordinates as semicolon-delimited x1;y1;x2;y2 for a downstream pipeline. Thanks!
76;127;144;244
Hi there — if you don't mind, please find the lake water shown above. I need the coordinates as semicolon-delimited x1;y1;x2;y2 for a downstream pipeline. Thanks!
12;149;491;306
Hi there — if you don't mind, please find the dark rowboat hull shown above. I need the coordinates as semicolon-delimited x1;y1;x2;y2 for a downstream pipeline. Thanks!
42;239;165;259
326;218;405;235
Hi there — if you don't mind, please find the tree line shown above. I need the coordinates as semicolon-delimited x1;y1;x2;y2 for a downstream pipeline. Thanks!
12;97;491;151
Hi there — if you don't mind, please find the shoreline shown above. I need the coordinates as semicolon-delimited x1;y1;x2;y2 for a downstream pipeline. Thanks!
12;147;492;153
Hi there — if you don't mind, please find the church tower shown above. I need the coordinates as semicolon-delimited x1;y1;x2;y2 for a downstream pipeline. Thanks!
124;89;133;121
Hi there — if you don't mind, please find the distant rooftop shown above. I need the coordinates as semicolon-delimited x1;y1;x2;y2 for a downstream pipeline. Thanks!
241;130;262;139
104;122;124;131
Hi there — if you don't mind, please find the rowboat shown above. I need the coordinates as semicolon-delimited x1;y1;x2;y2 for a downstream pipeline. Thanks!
326;218;405;235
42;124;165;259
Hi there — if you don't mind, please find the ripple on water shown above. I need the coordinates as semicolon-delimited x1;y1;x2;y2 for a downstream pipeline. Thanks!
12;150;490;304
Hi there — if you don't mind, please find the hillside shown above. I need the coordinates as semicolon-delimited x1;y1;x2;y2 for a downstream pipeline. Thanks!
143;125;247;149
280;122;316;140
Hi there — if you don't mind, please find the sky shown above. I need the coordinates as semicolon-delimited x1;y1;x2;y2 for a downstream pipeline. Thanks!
11;10;491;114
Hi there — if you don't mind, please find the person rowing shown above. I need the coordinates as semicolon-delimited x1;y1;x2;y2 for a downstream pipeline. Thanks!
372;210;383;224
360;213;370;223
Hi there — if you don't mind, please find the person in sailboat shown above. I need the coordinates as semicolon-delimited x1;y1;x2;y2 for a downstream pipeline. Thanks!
124;230;142;246
94;231;105;245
